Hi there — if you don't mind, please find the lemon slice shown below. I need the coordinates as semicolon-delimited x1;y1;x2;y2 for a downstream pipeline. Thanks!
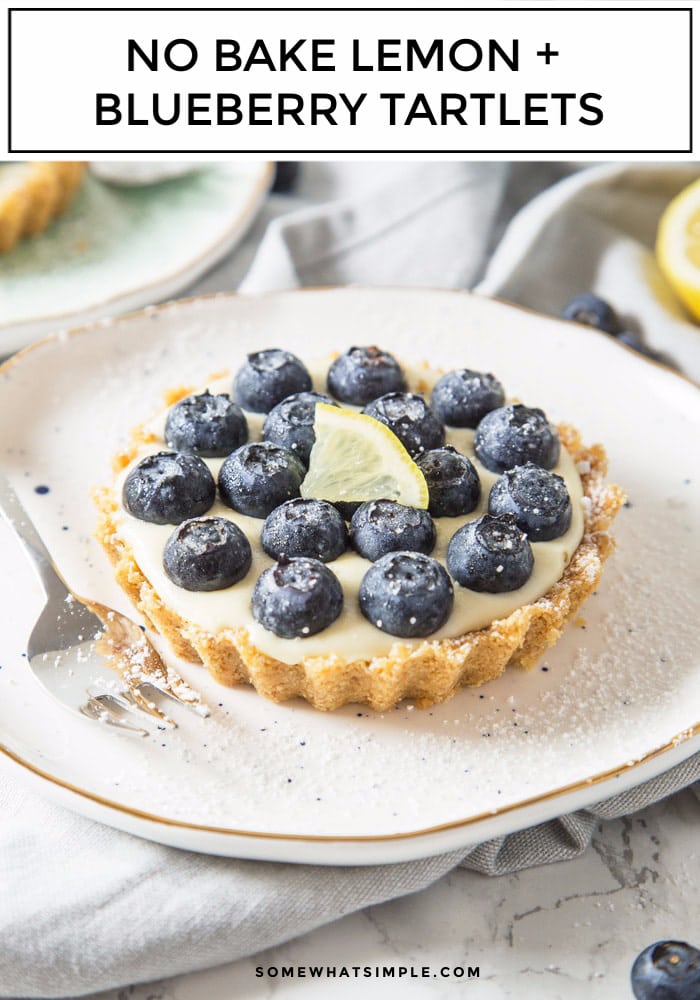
300;403;429;508
656;177;700;322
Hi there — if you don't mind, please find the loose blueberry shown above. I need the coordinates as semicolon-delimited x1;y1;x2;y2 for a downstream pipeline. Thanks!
417;446;481;517
163;516;252;591
431;369;505;428
616;329;644;351
350;499;436;561
474;404;560;474
263;391;338;465
631;940;700;1000
488;462;572;541
359;551;453;638
447;514;534;593
122;451;215;525
164;391;248;457
261;498;348;562
363;392;445;457
233;349;311;413
327;346;406;406
252;557;343;638
562;292;620;335
218;442;305;518
616;329;660;360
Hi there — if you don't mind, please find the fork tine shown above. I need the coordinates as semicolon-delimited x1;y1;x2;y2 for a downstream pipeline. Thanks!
88;687;176;729
80;695;149;737
89;601;210;719
141;670;211;717
118;687;177;729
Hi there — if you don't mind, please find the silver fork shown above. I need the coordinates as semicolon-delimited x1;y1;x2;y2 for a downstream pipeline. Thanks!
0;475;209;736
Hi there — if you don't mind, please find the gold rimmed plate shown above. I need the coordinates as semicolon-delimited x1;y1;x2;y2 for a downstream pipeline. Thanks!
0;288;698;864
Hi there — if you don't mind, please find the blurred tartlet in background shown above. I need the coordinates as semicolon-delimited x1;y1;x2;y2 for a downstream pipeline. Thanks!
0;162;86;254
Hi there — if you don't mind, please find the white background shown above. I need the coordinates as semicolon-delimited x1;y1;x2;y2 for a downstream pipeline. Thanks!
4;3;693;155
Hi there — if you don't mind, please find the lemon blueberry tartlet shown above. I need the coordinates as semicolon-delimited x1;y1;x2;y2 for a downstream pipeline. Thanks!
95;346;624;711
0;162;85;254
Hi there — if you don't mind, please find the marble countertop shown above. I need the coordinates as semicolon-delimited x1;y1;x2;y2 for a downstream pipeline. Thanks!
90;789;699;1000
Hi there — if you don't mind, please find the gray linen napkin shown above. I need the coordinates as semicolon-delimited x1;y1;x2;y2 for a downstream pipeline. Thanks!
1;162;698;999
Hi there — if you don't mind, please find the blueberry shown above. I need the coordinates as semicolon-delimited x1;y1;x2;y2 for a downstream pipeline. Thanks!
164;391;248;457
363;392;445;457
327;346;407;405
616;329;644;351
447;514;534;593
261;498;348;562
417;447;481;517
233;349;311;413
263;391;338;465
562;292;620;335
616;329;660;360
488;462;572;541
359;551;453;638
271;162;300;193
431;369;505;428
333;500;363;521
631;940;700;1000
252;557;343;638
218;442;305;518
474;405;560;474
350;500;435;561
163;516;252;591
122;452;215;525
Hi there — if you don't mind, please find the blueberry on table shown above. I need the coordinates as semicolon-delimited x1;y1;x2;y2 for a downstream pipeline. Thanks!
262;498;348;562
164;391;248;457
163;516;252;591
447;513;534;593
233;349;312;413
359;551;453;638
350;499;436;561
363;392;445;457
252;557;343;638
616;329;644;351
561;292;620;335
616;329;661;361
431;369;505;428
327;346;407;406
417;446;481;517
218;441;305;518
263;391;338;465
488;462;572;541
631;940;700;1000
474;404;560;474
122;452;216;525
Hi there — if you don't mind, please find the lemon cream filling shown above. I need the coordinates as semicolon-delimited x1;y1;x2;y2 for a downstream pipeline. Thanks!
114;364;585;665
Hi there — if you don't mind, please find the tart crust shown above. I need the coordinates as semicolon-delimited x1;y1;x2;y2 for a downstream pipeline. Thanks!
94;423;624;711
0;162;86;254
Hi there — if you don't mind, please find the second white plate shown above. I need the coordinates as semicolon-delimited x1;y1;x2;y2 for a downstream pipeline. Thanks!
0;162;271;354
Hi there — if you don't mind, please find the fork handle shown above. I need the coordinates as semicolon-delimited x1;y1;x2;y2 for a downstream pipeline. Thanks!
0;475;67;600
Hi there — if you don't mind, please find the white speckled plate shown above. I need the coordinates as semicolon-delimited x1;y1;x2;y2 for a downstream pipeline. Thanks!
0;162;272;355
0;288;698;865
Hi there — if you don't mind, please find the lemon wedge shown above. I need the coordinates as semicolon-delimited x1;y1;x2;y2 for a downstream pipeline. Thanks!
656;177;700;322
300;403;429;509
